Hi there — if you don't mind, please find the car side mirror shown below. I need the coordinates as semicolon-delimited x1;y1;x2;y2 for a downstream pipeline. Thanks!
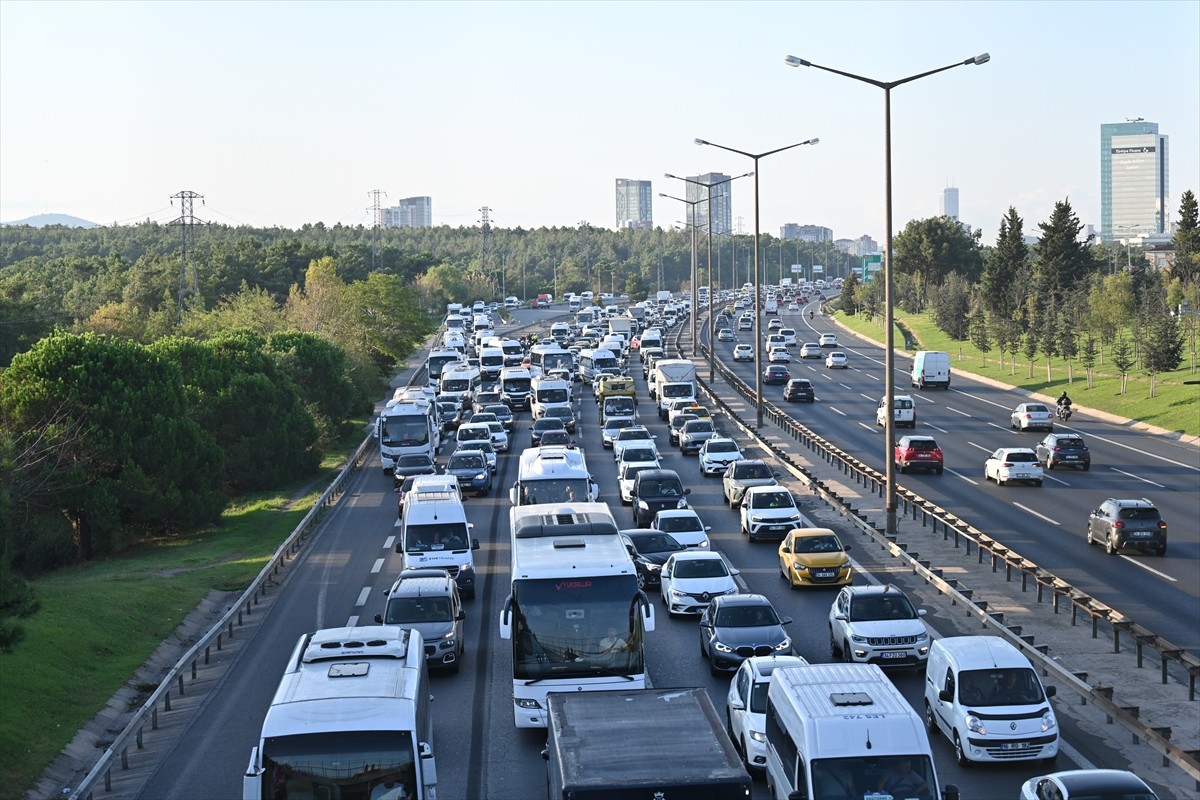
917;609;927;617
374;613;383;623
699;620;712;629
472;540;481;550
683;488;691;495
843;544;852;551
704;526;712;532
457;610;466;621
834;612;847;621
728;697;745;712
780;616;794;626
938;688;954;703
1045;685;1057;698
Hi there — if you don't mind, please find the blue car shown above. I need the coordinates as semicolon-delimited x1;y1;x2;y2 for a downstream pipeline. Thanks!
445;450;491;496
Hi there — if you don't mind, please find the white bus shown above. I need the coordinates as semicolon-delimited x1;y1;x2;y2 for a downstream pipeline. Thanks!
528;343;574;379
377;398;439;473
499;502;656;727
509;446;598;506
243;625;438;800
425;349;464;389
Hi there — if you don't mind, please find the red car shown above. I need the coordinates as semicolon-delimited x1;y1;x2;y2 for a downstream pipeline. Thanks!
894;435;943;474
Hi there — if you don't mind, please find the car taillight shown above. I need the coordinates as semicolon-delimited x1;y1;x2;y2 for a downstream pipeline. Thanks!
1158;520;1167;529
1002;462;1013;467
1112;521;1125;528
1051;446;1061;451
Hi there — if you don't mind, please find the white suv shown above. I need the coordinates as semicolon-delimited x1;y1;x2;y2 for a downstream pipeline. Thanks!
828;584;929;668
738;486;804;542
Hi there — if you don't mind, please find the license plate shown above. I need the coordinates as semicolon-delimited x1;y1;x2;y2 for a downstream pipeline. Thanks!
1000;741;1029;751
769;525;787;532
1132;531;1152;537
1064;455;1078;459
814;570;835;578
880;651;906;660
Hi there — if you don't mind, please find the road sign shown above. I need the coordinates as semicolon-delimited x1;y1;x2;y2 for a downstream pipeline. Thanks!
790;264;803;274
811;264;824;274
861;254;883;279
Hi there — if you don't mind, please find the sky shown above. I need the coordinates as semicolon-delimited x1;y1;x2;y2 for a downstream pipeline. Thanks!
1;0;1197;246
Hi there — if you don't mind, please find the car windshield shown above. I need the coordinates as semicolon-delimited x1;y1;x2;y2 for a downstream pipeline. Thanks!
1119;507;1161;521
641;479;683;498
849;594;918;622
534;418;566;431
751;491;793;510
621;448;657;463
397;455;432;468
605;420;635;433
734;464;771;480
630;533;683;554
1026;404;1048;413
459;427;489;441
384;596;452;624
539;432;571;446
618;429;652;441
673;558;729;579
546;408;574;421
684;421;714;433
671;415;697;430
792;536;841;554
657;515;700;533
448;453;486;471
716;604;778;627
958;668;1046;706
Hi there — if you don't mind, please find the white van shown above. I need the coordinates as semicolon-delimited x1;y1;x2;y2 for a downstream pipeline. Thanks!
399;493;480;598
911;350;951;390
765;663;950;800
478;347;505;380
439;364;480;407
923;636;1059;766
877;394;916;428
531;376;572;419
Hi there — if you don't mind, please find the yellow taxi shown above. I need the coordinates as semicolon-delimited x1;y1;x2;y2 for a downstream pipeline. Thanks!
778;528;854;588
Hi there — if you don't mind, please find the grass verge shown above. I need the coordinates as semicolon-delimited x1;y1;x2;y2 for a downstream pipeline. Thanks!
830;310;1200;438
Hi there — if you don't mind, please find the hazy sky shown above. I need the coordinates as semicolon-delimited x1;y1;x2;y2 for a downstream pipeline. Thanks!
2;0;1197;245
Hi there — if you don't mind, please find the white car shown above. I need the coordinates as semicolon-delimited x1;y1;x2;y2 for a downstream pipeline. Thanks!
652;508;712;549
1011;402;1055;432
985;447;1044;486
739;486;804;542
824;351;847;369
618;459;661;505
1019;770;1158;800
767;319;783;331
659;551;738;616
818;333;838;348
798;342;822;359
876;394;916;428
828;584;929;668
698;438;744;476
778;328;797;346
732;343;754;362
787;302;800;312
768;346;791;364
612;426;658;461
717;328;736;342
765;333;786;350
468;413;509;451
726;655;809;772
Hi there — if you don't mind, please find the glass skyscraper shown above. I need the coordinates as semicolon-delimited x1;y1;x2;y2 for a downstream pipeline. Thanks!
1100;120;1169;243
685;173;732;235
615;179;653;229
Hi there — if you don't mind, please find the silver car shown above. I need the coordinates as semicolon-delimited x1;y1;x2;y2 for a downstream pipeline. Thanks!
722;459;779;508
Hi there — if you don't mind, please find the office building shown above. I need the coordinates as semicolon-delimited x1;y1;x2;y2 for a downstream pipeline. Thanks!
940;187;959;220
780;224;833;241
1100;120;1169;243
685;173;732;235
383;196;433;228
849;235;880;256
615;179;653;229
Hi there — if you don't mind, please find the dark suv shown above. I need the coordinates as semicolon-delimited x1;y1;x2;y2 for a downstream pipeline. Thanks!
375;568;466;672
783;378;815;403
632;468;691;528
1087;498;1167;556
1036;432;1091;471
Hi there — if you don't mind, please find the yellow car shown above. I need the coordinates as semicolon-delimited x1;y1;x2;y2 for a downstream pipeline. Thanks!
778;528;853;588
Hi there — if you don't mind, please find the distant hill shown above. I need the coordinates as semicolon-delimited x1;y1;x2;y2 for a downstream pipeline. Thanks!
1;213;98;228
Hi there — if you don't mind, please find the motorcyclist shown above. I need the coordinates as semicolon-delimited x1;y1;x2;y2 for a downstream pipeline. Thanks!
808;310;814;320
1057;391;1072;416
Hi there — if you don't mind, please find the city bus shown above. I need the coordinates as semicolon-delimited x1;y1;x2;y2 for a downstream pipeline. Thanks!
498;502;656;727
243;625;438;799
377;397;439;473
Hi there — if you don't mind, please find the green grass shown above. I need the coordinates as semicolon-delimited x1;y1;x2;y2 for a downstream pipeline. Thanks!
831;310;1200;438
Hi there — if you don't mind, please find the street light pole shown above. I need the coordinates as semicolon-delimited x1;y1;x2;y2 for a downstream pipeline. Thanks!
666;171;753;383
695;137;819;429
784;51;989;535
660;192;707;356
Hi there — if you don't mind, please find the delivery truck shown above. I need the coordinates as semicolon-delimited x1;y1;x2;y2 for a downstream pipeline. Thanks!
544;688;751;800
653;359;697;418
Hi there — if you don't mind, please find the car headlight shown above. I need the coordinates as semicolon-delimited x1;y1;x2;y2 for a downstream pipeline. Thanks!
676;499;687;509
669;588;686;599
645;563;661;573
713;641;733;653
440;630;457;640
750;730;767;743
774;638;791;651
476;472;488;481
459;563;473;573
850;634;869;643
1041;711;1057;732
792;563;808;572
915;631;928;642
966;715;986;734
836;561;850;571
637;500;649;510
516;698;543;710
751;515;766;523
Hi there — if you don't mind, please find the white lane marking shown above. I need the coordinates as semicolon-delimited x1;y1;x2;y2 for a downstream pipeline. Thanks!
966;441;992;453
866;373;880;380
355;587;371;607
371;558;385;574
1057;739;1097;771
1119;556;1178;582
831;407;846;417
1043;473;1071;487
946;406;972;417
1110;467;1166;488
986;422;1012;432
860;393;875;401
839;383;853;390
947;468;978;485
925;423;948;433
1013;502;1059;525
384;535;395;549
819;372;833;380
858;422;876;432
346;615;359;628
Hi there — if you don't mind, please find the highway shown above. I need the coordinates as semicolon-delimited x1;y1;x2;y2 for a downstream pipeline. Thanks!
130;306;1191;800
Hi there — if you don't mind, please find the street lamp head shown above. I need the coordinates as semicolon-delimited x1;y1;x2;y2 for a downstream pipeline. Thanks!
783;55;810;68
741;171;755;179
971;52;991;65
694;138;709;146
664;172;679;180
806;138;820;146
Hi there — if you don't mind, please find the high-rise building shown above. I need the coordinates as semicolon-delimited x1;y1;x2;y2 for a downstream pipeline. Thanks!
685;173;732;235
1100;120;1169;243
615;179;653;229
780;224;833;241
940;187;959;220
383;196;432;228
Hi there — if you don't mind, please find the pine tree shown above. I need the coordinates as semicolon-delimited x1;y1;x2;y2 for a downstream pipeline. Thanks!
969;307;992;365
1081;335;1097;389
1143;314;1185;397
982;207;1029;318
1172;190;1200;287
1022;329;1039;379
1112;335;1135;394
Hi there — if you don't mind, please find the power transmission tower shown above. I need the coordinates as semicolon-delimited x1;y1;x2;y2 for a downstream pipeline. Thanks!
369;189;387;269
578;220;591;288
169;190;205;323
479;206;495;293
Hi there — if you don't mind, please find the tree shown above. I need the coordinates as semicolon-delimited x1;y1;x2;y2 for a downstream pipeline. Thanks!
1087;272;1134;358
981;207;1030;318
1057;304;1079;384
1143;314;1185;397
1111;335;1135;394
1033;199;1096;305
838;271;861;315
1172;189;1200;287
931;273;972;347
1022;329;1040;379
969;306;992;364
1081;335;1098;389
0;559;39;652
891;216;985;285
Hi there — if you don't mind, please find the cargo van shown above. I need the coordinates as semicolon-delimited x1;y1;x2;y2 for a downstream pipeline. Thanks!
877;394;916;428
923;636;1059;766
911;350;951;390
398;493;480;598
765;663;955;800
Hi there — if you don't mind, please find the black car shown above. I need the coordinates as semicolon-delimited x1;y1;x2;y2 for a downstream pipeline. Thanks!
391;453;438;487
537;430;575;448
699;594;793;675
472;390;503;414
542;405;577;433
763;365;791;385
783;378;815;402
483;403;515;432
530;416;568;446
436;400;464;431
632;468;691;528
1036;432;1091;471
620;529;685;589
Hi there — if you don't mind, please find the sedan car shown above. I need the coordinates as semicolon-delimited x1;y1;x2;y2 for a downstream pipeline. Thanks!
767;319;783;331
482;403;515;432
783;378;815;403
468;413;510;451
537;430;575;448
659;551;738;617
1019;770;1159;800
763;365;791;385
1087;497;1167;556
390;453;438;486
529;416;567;446
768;346;791;364
787;302;800;312
824;351;847;369
717;327;736;342
444;450;491;496
652;508;711;550
612;426;658;461
778;528;853;588
828;583;929;668
471;390;503;415
798;342;822;359
454;439;496;473
818;333;838;348
894;435;943;474
541;405;578;434
698;438;743;476
732;343;754;362
699;594;793;675
726;655;809;772
1011;402;1055;432
1035;432;1091;470
722;460;778;508
984;447;1043;486
621;529;685;589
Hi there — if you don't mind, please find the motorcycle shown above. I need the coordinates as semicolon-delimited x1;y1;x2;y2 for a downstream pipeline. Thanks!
1056;403;1073;422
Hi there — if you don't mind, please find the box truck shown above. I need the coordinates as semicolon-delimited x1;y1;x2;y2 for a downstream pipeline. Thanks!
653;359;697;418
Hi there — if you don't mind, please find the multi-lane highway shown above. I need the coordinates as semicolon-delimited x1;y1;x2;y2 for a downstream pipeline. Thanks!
128;306;1192;800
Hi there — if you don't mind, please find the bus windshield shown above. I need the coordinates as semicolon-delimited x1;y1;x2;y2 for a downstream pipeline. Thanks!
518;478;590;505
511;575;644;680
427;354;459;379
380;416;429;447
536;388;569;404
262;731;416;800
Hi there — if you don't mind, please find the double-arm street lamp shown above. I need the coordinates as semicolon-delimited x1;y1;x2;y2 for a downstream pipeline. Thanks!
784;52;989;535
660;193;707;355
665;171;754;384
694;137;819;429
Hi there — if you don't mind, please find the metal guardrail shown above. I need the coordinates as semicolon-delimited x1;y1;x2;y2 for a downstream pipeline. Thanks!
670;322;1200;783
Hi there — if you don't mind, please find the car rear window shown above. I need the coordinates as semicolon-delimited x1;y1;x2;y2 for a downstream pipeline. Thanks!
1119;507;1160;521
1027;404;1048;413
1057;438;1085;448
1007;452;1037;462
907;439;937;451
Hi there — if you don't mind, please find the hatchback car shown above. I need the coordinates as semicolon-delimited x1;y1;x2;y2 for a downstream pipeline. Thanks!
985;447;1043;486
1019;770;1159;800
700;594;793;674
652;508;711;550
1087;498;1167;556
444;450;491;496
617;458;661;504
541;405;578;434
612;426;657;461
824;351;847;369
778;528;853;588
783;378;815;403
1011;402;1055;431
768;346;791;364
529;416;567;446
472;390;503;414
698;438;743;476
659;551;739;617
455;439;496;472
767;319;783;331
732;343;754;362
537;430;575;449
679;418;717;455
763;365;791;385
601;417;639;448
717;327;736;342
668;413;698;446
828;584;929;668
620;529;685;589
798;342;822;359
722;459;779;508
390;453;438;486
468;413;510;451
739;486;804;542
818;333;838;348
632;468;691;528
1035;432;1091;471
894;435;944;474
436;400;464;432
726;655;809;772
